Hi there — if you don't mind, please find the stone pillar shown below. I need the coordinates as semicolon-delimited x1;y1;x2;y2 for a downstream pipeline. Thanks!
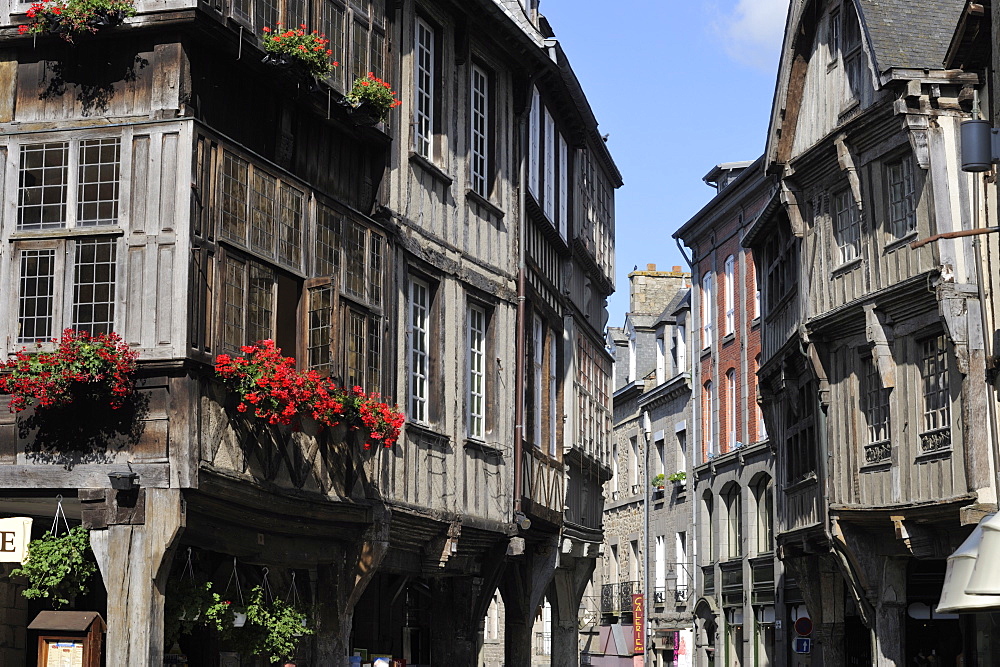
313;507;389;667
872;556;907;667
549;539;598;667
89;488;184;666
501;536;558;667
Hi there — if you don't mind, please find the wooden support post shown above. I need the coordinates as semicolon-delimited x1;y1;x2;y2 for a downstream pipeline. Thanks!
549;544;597;667
873;556;907;667
89;488;184;666
500;536;558;667
313;508;389;666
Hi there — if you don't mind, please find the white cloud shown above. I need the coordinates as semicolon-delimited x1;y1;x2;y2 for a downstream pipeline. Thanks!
713;0;790;72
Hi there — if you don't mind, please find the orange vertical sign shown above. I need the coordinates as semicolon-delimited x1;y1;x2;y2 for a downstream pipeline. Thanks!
632;594;645;654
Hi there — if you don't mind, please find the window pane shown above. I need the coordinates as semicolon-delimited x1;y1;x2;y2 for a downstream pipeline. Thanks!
344;221;366;299
413;18;435;158
72;237;117;335
368;232;383;307
346;310;366;388
18;249;57;343
308;285;333;372
223;257;247;349
221;151;250;243
277;183;303;267
409;279;429;421
470;65;489;198
19;142;68;230
248;262;275;343
250;171;277;255
315;205;342;277
78;138;121;226
352;19;368;81
367;314;381;393
468;305;486;438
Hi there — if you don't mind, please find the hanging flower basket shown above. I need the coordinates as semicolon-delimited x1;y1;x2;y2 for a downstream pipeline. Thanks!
345;72;400;125
227;584;313;664
0;330;138;413
21;0;135;42
12;524;96;609
261;24;338;79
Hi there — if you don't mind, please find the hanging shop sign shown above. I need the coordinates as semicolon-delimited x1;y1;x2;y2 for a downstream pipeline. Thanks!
631;594;645;654
0;517;32;563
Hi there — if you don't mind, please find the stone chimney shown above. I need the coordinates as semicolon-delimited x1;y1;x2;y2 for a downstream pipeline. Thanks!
627;264;691;315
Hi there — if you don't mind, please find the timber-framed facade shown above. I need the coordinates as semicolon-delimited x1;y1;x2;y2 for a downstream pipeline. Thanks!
0;0;619;665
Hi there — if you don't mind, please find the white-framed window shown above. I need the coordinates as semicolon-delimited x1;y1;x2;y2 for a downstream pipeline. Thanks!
829;8;841;62
676;322;687;374
724;485;742;559
543;108;556;221
533;314;544;447
704;380;715;458
724;255;735;335
558;134;569;239
655;334;666;384
627;329;636;383
16;236;119;344
920;335;951;435
18;138;121;231
467;303;486;439
469;64;490;198
549;333;558;457
528;87;540;197
834;188;861;263
655;437;665;477
701;272;713;348
629;435;638;488
727;369;737;450
755;355;767;441
676;430;687;474
408;277;430;423
655;536;666;592
413;16;435;160
887;155;917;238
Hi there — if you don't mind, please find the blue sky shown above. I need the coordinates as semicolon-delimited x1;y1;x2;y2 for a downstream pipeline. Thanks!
540;0;790;326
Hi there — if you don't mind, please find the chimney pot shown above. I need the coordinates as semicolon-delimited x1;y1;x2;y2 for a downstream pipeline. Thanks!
647;263;656;272
672;265;682;272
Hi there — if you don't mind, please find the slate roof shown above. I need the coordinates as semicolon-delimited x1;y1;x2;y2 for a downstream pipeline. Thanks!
857;0;966;72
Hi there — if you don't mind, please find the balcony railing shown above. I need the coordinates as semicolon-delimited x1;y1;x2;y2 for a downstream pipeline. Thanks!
535;632;551;656
600;581;641;615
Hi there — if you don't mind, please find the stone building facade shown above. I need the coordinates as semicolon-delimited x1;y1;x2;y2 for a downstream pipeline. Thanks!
586;266;690;666
675;159;784;667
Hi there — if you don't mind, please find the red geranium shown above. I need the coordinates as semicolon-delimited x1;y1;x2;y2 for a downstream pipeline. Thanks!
0;330;137;412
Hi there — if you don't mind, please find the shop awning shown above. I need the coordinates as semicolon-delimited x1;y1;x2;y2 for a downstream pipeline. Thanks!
937;514;1000;613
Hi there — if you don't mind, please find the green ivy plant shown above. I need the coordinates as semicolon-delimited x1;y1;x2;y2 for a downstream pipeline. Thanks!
164;577;234;647
229;585;313;663
11;525;96;609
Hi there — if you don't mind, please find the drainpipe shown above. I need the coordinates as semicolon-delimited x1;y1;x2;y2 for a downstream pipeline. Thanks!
642;409;652;666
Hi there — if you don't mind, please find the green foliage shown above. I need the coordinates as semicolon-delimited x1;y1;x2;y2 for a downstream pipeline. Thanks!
228;585;313;663
261;25;336;78
667;470;687;482
164;577;234;647
23;0;136;42
11;526;96;609
345;73;401;122
651;473;665;488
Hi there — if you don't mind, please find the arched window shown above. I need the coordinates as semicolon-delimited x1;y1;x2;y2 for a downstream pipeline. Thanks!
703;492;715;564
723;484;742;560
724;255;735;335
753;475;774;554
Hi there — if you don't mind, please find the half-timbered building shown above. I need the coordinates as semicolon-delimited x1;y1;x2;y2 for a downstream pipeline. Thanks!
743;1;995;664
0;0;618;665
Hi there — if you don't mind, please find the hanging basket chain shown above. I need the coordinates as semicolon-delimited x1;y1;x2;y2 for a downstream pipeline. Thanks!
49;494;70;537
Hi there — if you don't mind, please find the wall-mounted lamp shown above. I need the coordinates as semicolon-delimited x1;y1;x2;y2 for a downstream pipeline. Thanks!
108;471;139;491
961;119;1000;172
513;511;531;531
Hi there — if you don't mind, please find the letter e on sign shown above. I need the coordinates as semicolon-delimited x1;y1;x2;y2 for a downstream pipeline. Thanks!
0;518;32;563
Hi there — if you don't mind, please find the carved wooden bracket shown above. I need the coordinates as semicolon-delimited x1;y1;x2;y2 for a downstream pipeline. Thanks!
863;304;896;388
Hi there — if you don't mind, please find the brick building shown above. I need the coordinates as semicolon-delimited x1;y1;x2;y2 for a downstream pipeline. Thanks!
675;159;785;667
